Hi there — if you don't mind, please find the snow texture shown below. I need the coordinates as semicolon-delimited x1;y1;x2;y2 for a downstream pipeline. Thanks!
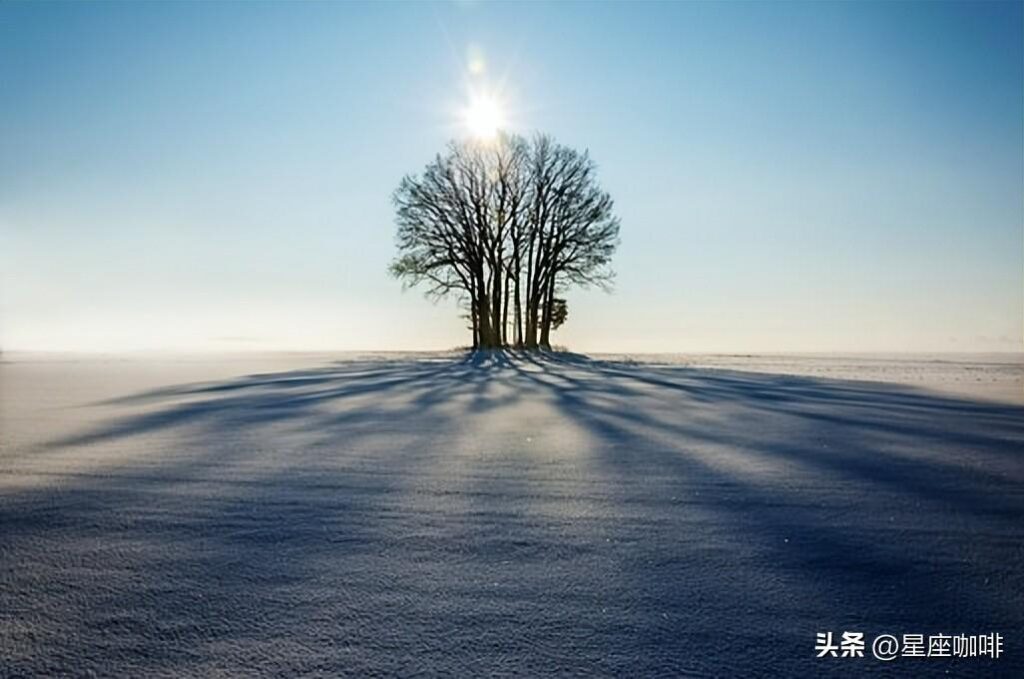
1;352;1022;677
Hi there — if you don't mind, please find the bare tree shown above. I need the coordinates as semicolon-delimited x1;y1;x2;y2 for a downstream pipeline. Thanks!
522;135;619;348
391;133;619;351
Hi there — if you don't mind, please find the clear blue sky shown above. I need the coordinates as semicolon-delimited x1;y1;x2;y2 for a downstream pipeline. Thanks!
1;1;1021;352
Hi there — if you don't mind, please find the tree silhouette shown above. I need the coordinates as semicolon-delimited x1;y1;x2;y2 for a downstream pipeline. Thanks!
548;297;568;331
392;133;619;350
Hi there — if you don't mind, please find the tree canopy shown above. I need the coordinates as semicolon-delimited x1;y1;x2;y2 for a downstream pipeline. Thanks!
391;133;620;350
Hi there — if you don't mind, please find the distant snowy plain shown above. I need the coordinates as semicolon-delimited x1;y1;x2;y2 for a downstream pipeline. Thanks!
2;352;1022;676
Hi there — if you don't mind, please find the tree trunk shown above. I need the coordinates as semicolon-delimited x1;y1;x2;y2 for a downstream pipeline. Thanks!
466;286;477;350
525;298;539;349
513;265;522;347
502;274;510;348
524;239;537;348
540;273;556;349
491;264;503;347
477;296;496;348
470;298;479;350
475;267;497;349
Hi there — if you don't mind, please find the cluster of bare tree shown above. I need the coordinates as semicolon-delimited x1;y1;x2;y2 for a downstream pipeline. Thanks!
391;134;620;350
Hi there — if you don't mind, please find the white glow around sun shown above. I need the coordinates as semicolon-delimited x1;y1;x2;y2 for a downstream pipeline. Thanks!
462;93;505;140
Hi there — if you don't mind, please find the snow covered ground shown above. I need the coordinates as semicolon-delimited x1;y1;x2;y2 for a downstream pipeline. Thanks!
2;352;1022;676
600;353;1024;405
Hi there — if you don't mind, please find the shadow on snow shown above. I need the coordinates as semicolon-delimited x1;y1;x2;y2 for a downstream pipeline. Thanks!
3;352;1023;676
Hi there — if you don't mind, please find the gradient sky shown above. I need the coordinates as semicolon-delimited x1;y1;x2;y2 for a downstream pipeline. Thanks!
1;1;1021;353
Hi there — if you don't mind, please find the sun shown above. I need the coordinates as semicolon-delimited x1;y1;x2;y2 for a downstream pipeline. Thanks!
462;93;505;140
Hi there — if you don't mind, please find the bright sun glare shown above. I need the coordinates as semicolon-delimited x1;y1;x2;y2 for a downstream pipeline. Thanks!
463;93;505;140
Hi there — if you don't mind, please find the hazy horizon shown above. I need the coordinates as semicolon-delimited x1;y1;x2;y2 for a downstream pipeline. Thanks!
2;1;1021;354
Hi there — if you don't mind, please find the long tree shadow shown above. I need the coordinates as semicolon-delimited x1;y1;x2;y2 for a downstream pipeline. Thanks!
2;352;1022;676
2;353;537;675
510;353;1024;675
